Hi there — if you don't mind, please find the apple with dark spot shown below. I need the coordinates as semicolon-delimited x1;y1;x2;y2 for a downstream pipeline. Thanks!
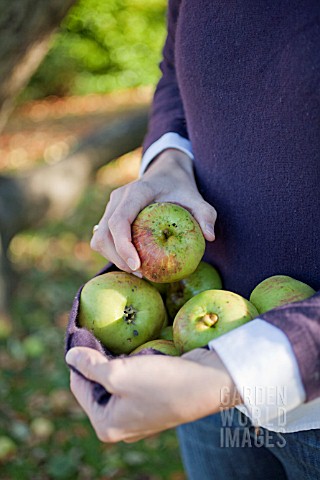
173;290;259;353
132;203;205;283
79;272;166;354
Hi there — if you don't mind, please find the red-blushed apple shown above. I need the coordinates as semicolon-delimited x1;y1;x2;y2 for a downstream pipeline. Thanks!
166;261;222;318
130;339;179;356
250;275;316;314
173;290;259;353
132;203;205;283
79;272;166;355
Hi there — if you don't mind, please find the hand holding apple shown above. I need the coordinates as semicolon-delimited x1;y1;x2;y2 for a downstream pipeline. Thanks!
90;149;217;273
132;202;205;283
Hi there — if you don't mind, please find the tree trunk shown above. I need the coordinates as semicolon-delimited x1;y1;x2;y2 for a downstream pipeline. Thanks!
0;0;76;132
0;0;149;319
0;108;148;314
0;108;148;239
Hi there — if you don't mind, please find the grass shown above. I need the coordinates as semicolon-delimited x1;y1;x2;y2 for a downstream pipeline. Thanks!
0;95;185;479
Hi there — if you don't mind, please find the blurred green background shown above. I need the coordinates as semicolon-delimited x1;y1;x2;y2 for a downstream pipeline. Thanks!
0;1;186;478
22;0;166;100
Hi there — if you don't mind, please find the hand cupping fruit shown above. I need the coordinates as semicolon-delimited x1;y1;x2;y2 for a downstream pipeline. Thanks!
131;202;205;282
79;202;316;356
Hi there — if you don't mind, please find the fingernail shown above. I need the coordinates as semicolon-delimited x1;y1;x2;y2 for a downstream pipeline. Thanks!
205;224;215;239
127;257;139;271
132;271;143;279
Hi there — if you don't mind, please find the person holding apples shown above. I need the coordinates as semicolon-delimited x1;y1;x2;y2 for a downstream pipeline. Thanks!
66;1;320;478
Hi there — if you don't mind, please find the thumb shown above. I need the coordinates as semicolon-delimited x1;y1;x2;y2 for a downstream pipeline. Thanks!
66;347;113;390
188;199;217;242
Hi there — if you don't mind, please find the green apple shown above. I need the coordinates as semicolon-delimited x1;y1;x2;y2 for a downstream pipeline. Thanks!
159;326;173;341
132;202;205;283
250;275;316;314
130;339;179;356
79;272;166;355
162;308;169;328
173;290;259;353
166;261;222;318
148;280;169;296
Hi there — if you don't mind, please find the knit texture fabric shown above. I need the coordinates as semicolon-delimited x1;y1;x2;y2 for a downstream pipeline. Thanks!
143;0;320;400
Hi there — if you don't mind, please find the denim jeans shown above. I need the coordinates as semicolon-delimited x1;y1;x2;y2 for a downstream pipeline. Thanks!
176;409;320;480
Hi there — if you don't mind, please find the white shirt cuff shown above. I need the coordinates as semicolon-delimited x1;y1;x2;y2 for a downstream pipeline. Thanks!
208;319;306;430
139;132;194;177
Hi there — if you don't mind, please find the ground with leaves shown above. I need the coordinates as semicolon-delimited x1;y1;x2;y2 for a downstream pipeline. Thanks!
0;92;185;480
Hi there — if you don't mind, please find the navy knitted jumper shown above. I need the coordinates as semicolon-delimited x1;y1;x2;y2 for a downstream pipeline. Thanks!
143;0;320;400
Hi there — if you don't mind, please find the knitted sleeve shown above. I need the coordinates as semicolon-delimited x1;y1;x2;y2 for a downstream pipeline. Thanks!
260;292;320;401
142;0;189;154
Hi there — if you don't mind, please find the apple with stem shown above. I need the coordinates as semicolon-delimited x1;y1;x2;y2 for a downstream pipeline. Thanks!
79;272;166;355
132;203;205;283
173;290;259;353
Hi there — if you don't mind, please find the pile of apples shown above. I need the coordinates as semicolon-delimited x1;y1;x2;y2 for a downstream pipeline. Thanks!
79;203;315;356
